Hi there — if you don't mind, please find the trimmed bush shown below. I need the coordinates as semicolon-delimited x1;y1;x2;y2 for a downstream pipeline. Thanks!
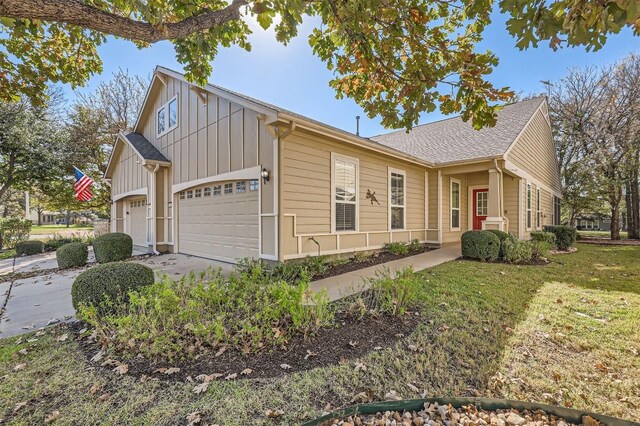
461;230;500;261
503;239;533;264
383;241;409;255
56;242;88;269
530;231;556;246
93;232;133;263
486;229;512;259
545;225;577;250
15;240;44;256
0;217;31;249
531;240;551;261
71;262;154;314
45;237;74;252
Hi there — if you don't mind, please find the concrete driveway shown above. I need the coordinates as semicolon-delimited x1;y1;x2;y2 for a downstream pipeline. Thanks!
0;252;233;338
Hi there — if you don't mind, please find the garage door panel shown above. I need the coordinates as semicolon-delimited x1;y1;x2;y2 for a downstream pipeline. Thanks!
178;181;259;263
128;198;147;247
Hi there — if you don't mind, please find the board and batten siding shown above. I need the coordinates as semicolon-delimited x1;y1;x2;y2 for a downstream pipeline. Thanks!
507;109;561;194
132;74;277;258
110;143;150;197
280;128;430;259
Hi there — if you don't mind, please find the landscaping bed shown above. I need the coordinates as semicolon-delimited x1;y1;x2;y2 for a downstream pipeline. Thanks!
312;243;435;281
72;305;422;382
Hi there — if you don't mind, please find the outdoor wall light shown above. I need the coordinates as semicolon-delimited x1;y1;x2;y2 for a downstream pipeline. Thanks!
261;168;271;184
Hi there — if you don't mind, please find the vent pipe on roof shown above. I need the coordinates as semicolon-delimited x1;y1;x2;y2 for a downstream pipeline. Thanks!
356;116;361;136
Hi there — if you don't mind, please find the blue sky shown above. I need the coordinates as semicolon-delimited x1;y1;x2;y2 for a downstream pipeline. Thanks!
71;11;638;137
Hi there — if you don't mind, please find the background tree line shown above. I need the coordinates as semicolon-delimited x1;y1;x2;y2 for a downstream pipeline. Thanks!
0;69;147;225
549;53;640;240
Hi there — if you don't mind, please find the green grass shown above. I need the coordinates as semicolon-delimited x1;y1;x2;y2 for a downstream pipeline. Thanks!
0;249;16;260
578;230;628;239
30;225;93;235
0;244;638;425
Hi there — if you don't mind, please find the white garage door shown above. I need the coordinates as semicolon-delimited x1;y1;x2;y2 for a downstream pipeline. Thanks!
178;180;259;263
128;198;147;246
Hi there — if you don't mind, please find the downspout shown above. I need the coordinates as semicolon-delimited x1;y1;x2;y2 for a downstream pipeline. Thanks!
151;164;160;255
494;159;505;226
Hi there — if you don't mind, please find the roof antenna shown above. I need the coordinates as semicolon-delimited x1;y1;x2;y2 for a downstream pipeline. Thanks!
356;115;361;136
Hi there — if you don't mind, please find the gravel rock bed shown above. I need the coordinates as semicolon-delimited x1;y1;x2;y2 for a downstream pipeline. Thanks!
327;402;600;426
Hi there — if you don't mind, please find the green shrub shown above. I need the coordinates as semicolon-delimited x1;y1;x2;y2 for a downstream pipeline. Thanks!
530;231;556;246
72;262;154;314
366;267;423;315
531;240;551;261
503;239;533;264
0;217;31;249
236;255;328;284
78;267;332;360
93;232;133;263
486;229;512;259
545;225;577;250
44;237;74;252
409;239;422;251
461;230;500;261
56;242;88;269
383;241;409;255
15;240;44;256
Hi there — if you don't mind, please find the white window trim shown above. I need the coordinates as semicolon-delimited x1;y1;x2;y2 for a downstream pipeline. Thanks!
450;178;461;231
331;152;359;233
526;183;532;231
388;167;407;231
536;188;541;230
157;94;179;137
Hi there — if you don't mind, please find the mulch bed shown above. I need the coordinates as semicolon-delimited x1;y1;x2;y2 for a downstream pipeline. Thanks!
312;244;436;281
71;310;422;383
578;238;640;246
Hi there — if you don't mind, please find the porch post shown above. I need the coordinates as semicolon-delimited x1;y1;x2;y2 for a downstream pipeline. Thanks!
483;169;506;231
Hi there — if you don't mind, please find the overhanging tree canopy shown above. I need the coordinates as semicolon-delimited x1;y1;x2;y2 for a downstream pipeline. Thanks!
1;0;638;129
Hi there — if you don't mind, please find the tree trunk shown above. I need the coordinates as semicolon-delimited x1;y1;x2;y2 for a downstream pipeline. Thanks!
611;203;620;240
629;165;640;239
65;210;71;228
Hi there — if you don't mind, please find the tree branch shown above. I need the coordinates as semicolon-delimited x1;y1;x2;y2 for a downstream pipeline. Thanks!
0;0;248;43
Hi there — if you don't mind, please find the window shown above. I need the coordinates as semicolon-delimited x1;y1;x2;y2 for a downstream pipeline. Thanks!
536;188;541;229
450;178;461;230
179;192;185;200
476;191;488;216
389;169;405;230
186;190;193;199
168;98;178;128
224;183;233;194
157;107;165;135
553;196;561;226
249;179;259;191
333;154;358;232
236;181;246;193
157;95;178;136
526;183;532;229
213;185;221;196
203;187;212;197
195;188;202;198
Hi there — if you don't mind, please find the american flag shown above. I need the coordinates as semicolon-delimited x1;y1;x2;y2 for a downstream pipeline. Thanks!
73;167;94;201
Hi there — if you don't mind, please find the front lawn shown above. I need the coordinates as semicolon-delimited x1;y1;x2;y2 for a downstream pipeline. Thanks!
30;225;93;235
0;244;638;425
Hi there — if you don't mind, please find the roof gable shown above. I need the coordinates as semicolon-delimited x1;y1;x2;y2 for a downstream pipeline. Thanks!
370;97;547;165
104;132;169;179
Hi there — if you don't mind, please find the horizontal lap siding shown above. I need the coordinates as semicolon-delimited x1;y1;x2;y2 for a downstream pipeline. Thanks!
507;110;561;194
503;175;520;236
441;174;468;244
281;129;427;237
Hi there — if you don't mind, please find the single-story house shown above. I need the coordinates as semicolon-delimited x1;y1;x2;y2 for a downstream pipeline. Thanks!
104;66;562;263
575;214;611;231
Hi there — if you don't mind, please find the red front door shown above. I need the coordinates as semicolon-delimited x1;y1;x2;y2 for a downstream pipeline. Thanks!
473;189;488;230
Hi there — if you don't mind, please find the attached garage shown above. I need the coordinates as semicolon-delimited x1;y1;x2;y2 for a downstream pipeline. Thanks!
127;198;148;247
177;180;259;263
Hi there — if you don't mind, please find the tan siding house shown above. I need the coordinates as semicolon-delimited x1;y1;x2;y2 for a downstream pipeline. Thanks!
105;66;562;263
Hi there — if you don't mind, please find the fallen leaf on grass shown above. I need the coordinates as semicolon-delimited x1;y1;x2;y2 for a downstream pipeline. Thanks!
14;401;27;413
154;367;180;375
55;334;68;342
280;363;292;370
13;363;26;371
350;391;372;403
100;359;119;367
224;373;237;380
91;351;104;363
240;368;252;375
304;350;317;360
186;411;202;425
17;348;28;356
44;410;60;424
385;390;401;401
406;383;419;393
97;393;110;402
265;409;284;418
193;382;210;394
89;383;101;394
196;373;223;382
113;364;128;375
354;362;366;372
215;346;227;357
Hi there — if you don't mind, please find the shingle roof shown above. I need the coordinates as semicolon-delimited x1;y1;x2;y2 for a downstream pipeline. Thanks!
370;97;546;164
124;132;169;163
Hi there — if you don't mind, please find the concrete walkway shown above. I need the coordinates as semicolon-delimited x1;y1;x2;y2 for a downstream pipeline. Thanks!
310;243;461;301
